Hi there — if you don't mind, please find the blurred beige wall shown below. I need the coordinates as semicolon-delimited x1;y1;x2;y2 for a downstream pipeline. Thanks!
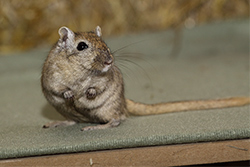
0;0;249;53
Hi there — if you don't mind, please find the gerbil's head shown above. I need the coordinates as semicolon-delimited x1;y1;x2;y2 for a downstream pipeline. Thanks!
56;26;113;74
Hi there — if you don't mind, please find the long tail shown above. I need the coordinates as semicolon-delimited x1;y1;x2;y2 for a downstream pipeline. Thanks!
126;97;250;116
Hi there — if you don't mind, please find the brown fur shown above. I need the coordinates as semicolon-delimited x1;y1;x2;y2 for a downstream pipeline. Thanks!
41;26;250;131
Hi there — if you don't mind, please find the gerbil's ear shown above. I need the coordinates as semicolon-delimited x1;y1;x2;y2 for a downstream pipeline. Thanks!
57;26;75;51
95;26;102;37
58;26;75;42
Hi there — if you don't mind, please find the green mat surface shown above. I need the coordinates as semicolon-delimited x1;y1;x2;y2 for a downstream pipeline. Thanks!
0;20;249;159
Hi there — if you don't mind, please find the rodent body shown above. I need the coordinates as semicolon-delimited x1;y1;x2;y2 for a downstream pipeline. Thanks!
41;26;250;131
42;26;127;130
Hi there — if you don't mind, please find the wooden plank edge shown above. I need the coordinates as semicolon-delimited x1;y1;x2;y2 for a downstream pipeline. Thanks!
0;139;249;167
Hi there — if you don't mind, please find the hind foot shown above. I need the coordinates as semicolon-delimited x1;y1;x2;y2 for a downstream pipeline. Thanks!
81;119;121;131
43;120;76;128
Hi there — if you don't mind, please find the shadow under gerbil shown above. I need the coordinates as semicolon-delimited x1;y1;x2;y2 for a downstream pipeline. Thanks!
41;103;65;121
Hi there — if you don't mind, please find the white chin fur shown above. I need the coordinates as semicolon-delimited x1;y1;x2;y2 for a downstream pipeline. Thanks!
102;65;111;72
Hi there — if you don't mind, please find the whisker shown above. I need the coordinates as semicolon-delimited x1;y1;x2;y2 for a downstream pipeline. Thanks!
117;56;155;72
116;62;134;74
115;52;144;56
115;53;157;73
115;53;144;60
116;57;153;87
116;62;141;84
112;39;149;54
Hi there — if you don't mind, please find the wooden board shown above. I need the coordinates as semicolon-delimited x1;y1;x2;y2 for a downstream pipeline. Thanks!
1;139;249;166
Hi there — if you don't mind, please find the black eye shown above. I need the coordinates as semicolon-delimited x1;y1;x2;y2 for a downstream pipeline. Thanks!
77;42;88;51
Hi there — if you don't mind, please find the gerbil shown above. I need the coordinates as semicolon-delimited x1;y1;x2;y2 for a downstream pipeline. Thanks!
41;26;250;131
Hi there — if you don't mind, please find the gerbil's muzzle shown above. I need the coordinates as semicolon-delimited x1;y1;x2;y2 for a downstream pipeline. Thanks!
104;54;113;65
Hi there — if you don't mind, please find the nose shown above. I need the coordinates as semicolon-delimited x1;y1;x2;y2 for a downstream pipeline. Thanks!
104;54;113;65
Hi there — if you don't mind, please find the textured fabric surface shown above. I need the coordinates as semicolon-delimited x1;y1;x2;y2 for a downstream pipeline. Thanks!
0;20;249;159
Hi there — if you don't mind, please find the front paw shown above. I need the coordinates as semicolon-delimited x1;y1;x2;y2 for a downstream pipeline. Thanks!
63;90;74;99
86;87;97;100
